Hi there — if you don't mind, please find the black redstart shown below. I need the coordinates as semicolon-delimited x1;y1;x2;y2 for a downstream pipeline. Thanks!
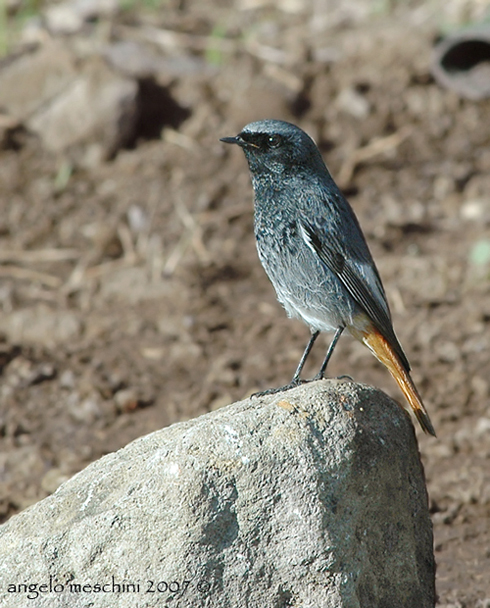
221;119;435;436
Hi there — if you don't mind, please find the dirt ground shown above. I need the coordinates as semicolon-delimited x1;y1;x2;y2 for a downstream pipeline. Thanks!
0;1;489;606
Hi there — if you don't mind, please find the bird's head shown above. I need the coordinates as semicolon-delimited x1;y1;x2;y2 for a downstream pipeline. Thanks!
221;120;325;178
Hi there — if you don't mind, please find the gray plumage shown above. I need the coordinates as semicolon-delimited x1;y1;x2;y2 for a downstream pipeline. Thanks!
221;119;436;436
222;119;409;371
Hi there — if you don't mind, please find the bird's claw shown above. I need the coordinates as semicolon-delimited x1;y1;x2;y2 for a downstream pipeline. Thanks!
252;378;306;397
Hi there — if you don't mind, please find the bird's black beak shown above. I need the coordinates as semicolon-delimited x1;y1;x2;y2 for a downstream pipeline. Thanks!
220;134;259;149
220;135;241;146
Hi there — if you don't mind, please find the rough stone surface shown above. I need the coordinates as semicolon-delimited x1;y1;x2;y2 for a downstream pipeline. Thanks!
0;43;137;157
0;381;435;607
0;305;82;347
0;42;77;121
27;58;137;157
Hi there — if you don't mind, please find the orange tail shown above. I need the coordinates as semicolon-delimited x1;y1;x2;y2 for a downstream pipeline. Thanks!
352;326;436;436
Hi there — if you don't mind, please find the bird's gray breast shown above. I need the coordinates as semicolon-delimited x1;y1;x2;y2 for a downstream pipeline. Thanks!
253;195;358;331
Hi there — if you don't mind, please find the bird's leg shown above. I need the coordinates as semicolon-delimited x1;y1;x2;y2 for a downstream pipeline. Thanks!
252;330;320;397
313;325;344;380
291;330;320;384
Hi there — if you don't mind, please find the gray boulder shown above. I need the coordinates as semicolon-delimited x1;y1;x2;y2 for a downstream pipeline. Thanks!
0;380;435;607
26;58;137;158
0;41;77;122
0;42;137;160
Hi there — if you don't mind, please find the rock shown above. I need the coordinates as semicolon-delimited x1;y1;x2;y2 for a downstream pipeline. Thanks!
0;381;435;607
104;40;207;82
336;86;371;119
44;4;84;34
59;369;76;389
2;356;56;387
45;0;119;34
0;304;82;347
0;43;137;158
113;388;139;412
0;42;77;121
0;305;81;348
66;393;103;424
27;58;138;157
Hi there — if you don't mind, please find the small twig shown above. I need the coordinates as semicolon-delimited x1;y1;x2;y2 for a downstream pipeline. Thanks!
141;25;236;54
163;231;192;276
245;39;290;65
0;265;62;287
137;25;292;65
135;183;162;262
62;223;137;290
64;259;89;292
174;199;210;264
83;258;135;280
16;284;61;303
337;126;412;188
162;128;198;151
63;249;102;292
0;249;80;263
263;63;303;93
117;223;137;264
146;234;164;284
388;287;407;315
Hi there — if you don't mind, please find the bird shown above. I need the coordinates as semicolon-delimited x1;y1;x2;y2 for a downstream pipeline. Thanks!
221;119;436;436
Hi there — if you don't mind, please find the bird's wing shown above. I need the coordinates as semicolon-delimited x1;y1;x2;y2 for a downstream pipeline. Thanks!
299;218;410;372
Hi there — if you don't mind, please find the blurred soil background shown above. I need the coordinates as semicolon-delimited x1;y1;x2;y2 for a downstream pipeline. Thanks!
0;0;490;605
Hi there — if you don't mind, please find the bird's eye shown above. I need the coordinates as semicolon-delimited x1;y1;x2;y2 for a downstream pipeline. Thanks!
267;134;283;148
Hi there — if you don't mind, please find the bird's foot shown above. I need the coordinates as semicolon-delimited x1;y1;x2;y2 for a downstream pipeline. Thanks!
311;372;354;382
252;378;305;397
252;375;338;397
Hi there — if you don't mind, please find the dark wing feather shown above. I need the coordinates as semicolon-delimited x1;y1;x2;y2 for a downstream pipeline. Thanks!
299;218;410;372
